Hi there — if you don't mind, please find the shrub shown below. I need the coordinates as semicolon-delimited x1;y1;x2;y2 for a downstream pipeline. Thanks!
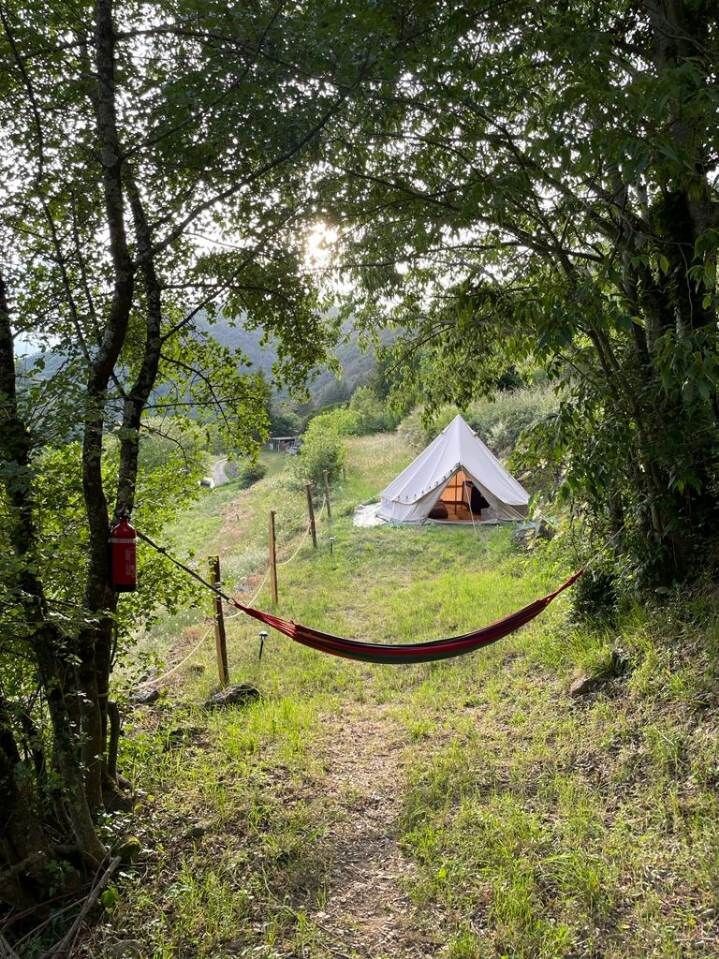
309;406;362;436
301;392;402;441
349;385;401;434
236;459;267;488
571;566;619;624
470;388;558;456
226;457;267;488
396;407;438;449
398;387;558;457
269;404;302;437
138;416;207;473
294;415;346;486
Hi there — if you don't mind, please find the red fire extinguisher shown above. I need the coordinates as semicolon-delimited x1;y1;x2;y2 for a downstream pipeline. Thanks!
109;515;137;592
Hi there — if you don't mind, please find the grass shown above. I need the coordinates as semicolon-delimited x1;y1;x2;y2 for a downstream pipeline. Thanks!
83;433;719;959
162;451;287;557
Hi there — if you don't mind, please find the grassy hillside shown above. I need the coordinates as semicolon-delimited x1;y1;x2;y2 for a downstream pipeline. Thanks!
88;434;719;959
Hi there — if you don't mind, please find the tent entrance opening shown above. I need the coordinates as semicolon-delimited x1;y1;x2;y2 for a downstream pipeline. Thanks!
429;470;489;522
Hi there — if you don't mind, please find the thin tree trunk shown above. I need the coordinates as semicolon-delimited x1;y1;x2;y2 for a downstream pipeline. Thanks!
0;269;106;865
75;0;137;811
0;696;50;907
116;170;164;517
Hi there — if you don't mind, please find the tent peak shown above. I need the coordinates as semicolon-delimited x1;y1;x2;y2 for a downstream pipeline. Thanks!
447;412;473;430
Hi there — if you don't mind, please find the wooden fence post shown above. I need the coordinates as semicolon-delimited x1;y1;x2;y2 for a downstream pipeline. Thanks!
208;556;229;688
323;469;332;519
269;510;278;604
306;484;317;548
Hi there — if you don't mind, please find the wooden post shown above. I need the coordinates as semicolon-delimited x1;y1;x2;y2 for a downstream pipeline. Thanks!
306;484;317;548
323;469;332;519
269;510;278;604
208;556;229;688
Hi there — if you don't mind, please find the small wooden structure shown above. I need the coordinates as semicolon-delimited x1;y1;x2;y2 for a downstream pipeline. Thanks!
267;435;300;453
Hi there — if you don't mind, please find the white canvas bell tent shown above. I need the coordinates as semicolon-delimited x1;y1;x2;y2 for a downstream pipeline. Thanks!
378;414;530;525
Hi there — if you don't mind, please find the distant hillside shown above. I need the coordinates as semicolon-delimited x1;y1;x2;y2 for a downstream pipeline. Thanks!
196;316;276;376
200;315;382;408
16;315;383;411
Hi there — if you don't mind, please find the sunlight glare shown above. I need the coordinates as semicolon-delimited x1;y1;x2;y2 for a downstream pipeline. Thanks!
305;221;338;272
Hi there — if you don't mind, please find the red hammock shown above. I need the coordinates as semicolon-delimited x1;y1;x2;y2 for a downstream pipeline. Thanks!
229;570;583;665
136;531;582;665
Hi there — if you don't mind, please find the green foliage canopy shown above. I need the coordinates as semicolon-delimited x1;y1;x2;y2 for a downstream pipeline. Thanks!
0;0;428;906
319;0;719;583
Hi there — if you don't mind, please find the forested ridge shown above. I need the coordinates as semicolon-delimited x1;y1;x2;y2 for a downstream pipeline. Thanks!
0;0;717;953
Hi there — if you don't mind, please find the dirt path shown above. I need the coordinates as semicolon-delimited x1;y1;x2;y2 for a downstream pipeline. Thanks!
310;704;437;959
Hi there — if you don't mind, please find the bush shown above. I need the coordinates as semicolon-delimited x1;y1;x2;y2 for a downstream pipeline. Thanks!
294;415;346;486
471;388;558;456
226;458;267;488
301;391;402;442
396;407;433;449
398;387;558;456
269;403;302;437
349;385;401;434
237;459;267;488
310;406;362;436
571;566;620;625
138;416;207;473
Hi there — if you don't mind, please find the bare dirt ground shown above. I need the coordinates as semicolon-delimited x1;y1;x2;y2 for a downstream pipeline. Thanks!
310;704;440;959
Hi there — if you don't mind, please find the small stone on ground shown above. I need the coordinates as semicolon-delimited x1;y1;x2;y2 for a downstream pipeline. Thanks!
130;687;160;705
204;683;260;709
106;940;143;958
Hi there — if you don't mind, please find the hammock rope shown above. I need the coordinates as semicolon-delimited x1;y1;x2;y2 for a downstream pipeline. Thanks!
137;530;584;665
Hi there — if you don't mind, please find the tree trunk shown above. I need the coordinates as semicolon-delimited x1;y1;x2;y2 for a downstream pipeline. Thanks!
73;0;137;813
0;697;52;908
1;269;107;873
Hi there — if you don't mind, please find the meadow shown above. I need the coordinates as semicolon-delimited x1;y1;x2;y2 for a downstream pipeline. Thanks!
85;433;719;959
